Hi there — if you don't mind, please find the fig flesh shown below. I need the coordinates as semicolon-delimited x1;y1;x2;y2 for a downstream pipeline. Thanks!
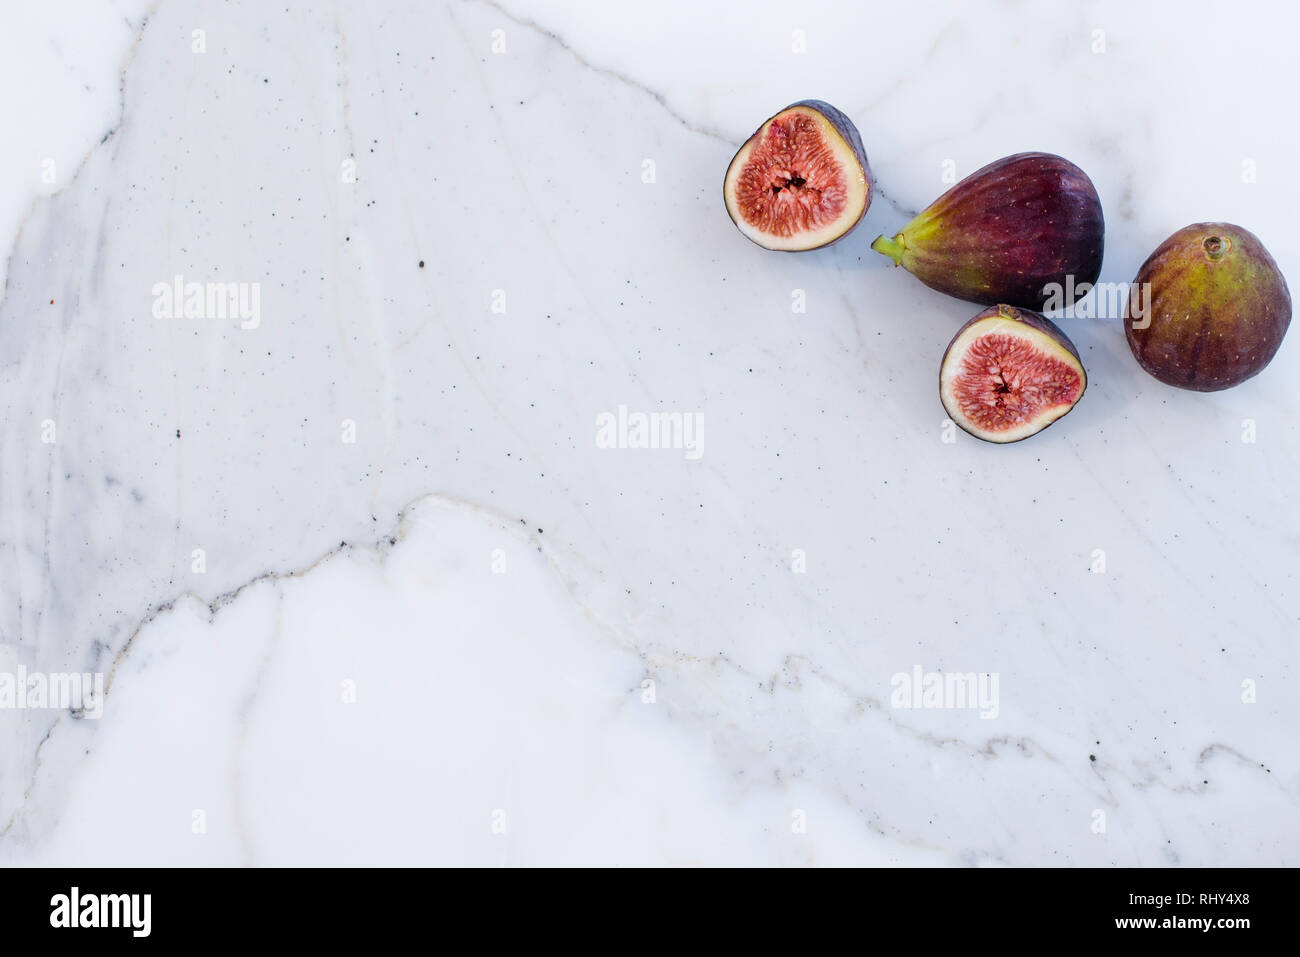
872;152;1104;309
940;304;1087;443
723;100;871;251
1123;223;1291;391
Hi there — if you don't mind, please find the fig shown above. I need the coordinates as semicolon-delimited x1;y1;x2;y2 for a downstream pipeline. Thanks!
723;100;871;251
940;304;1087;443
871;152;1104;309
1123;223;1292;391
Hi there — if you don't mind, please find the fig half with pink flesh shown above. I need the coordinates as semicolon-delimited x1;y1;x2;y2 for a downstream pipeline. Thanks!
940;304;1087;443
723;100;872;251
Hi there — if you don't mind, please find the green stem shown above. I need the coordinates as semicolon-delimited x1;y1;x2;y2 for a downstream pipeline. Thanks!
870;233;906;264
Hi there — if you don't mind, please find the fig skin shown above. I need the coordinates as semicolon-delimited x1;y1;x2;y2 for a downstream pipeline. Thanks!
1123;223;1292;391
872;152;1104;309
940;304;1087;444
722;100;872;251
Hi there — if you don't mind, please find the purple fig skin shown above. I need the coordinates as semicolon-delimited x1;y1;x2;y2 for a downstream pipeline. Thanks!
722;100;872;251
1123;223;1291;391
940;304;1087;443
872;152;1104;309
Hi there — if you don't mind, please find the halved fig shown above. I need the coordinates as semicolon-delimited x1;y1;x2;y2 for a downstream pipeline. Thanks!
723;100;871;251
940;304;1087;443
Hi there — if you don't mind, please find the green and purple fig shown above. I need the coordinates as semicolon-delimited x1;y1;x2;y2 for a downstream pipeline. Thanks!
723;100;872;251
872;152;1104;309
940;304;1087;443
1123;223;1291;391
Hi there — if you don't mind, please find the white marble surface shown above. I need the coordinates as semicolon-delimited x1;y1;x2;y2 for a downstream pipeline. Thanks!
0;0;1296;866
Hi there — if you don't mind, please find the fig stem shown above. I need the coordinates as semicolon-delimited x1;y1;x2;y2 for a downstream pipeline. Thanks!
870;233;906;264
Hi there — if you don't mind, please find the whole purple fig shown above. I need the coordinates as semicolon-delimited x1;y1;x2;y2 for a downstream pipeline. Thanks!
872;152;1104;309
